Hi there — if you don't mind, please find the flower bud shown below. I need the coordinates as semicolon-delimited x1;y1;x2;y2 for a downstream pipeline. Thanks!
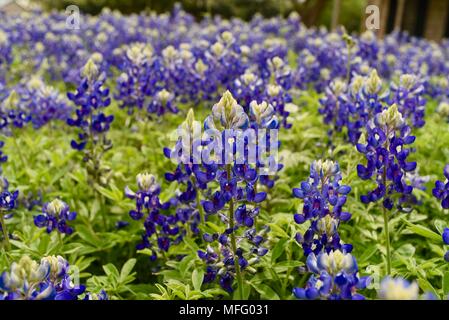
81;58;99;82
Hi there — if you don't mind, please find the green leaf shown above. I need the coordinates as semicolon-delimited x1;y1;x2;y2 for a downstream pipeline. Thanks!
404;222;441;242
191;269;204;292
417;278;439;299
271;239;288;263
103;263;120;279
358;245;378;264
120;259;137;283
251;283;280;300
94;184;122;202
76;225;101;247
443;272;449;296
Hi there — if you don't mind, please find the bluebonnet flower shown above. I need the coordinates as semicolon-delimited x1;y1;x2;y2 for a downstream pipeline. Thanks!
433;164;449;209
389;74;426;128
232;71;264;110
0;141;7;166
148;89;178;116
0;176;18;249
204;90;249;131
66;58;113;185
33;199;77;235
319;69;386;145
292;160;352;256
20;77;72;129
0;90;31;130
356;104;417;211
0;29;12;82
293;250;370;300
198;226;269;293
67;58;113;150
0;255;95;300
125;173;183;260
319;69;426;146
193;92;271;295
163;109;214;233
115;43;153;115
442;228;449;262
115;220;130;229
84;290;108;300
378;277;419;300
357;104;417;275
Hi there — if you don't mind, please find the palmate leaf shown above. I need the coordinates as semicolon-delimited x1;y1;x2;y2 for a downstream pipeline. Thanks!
403;220;442;243
191;268;204;291
120;258;137;283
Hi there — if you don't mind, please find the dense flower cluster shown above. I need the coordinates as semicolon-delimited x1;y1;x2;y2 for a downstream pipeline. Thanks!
319;69;426;145
66;58;114;185
356;104;417;211
2;4;449;301
293;250;370;300
292;160;352;256
34;199;77;235
67;58;113;152
125;173;184;260
18;77;72;129
178;91;272;294
0;255;106;300
0;29;12;83
291;160;370;300
0;90;31;131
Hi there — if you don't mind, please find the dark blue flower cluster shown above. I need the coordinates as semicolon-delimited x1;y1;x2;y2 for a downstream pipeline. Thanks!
293;250;370;300
115;43;178;116
442;228;449;262
0;90;31;131
18;77;72;129
291;160;371;300
34;199;77;235
192;91;272;295
0;176;19;249
125;173;183;260
0;29;12;83
434;165;449;262
319;70;426;145
356;104;417;211
433;164;449;209
0;255;106;300
292;160;352;256
67;58;113;152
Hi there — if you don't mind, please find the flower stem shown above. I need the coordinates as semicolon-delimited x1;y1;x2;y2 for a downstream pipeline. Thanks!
226;164;244;300
382;170;391;276
97;191;107;230
193;177;205;224
58;232;64;250
0;211;11;251
11;129;26;170
382;205;391;275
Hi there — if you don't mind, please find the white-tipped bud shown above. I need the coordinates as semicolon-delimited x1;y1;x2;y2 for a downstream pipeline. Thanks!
365;69;382;95
211;42;224;56
81;58;99;81
195;59;208;75
377;104;404;129
267;84;281;97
